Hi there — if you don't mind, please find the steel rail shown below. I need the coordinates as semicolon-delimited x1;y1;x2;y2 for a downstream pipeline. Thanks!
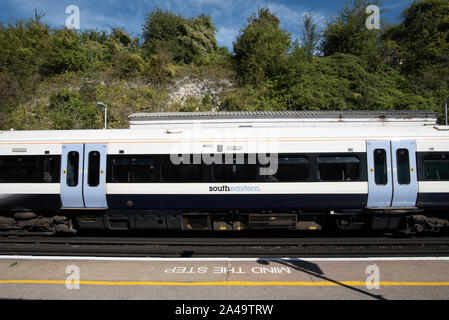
1;236;449;246
0;245;448;258
0;236;448;258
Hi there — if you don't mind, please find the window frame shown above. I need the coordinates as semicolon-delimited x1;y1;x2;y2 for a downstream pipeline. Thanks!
66;151;80;187
0;155;60;184
108;155;158;183
317;154;362;182
396;148;411;185
87;151;101;187
419;152;449;182
160;155;205;183
373;149;388;185
259;154;311;182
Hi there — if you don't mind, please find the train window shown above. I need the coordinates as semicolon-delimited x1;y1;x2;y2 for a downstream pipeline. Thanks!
161;156;203;182
423;153;449;181
110;156;156;183
88;151;100;187
262;155;309;182
374;149;388;185
212;155;258;182
396;149;411;185
0;156;60;183
42;157;60;183
0;156;38;183
317;156;360;181
67;152;79;187
213;164;258;182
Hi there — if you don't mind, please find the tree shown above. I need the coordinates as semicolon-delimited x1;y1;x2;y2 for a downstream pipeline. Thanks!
142;9;217;64
300;12;321;56
382;0;449;122
383;0;449;74
233;8;291;85
111;28;132;47
321;0;383;67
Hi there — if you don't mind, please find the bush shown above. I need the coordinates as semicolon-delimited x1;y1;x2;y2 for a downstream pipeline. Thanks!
142;9;218;64
113;51;145;78
40;29;90;76
47;89;102;129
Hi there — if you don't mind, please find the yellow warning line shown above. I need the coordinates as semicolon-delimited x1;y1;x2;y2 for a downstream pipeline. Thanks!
1;280;449;286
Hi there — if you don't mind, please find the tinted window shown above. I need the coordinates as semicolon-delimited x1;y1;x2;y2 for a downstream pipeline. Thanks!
43;157;59;182
374;149;388;185
317;156;360;181
110;156;156;183
88;151;100;187
212;154;258;182
262;155;309;182
213;164;258;182
396;149;410;185
67;152;79;187
423;153;449;181
161;156;203;182
0;156;60;183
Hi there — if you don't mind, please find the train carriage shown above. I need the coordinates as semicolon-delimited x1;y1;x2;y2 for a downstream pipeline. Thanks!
0;111;448;235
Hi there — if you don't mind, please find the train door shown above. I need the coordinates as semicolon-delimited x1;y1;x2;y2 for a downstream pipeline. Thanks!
366;140;418;208
366;141;393;207
391;140;418;207
60;144;107;208
61;144;85;208
83;144;107;208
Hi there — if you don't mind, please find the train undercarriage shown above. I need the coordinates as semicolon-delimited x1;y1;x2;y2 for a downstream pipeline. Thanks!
1;209;448;237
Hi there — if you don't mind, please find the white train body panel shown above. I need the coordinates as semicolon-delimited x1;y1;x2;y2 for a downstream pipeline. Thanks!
0;125;448;213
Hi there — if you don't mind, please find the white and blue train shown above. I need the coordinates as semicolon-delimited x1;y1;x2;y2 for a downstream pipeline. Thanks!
0;111;448;234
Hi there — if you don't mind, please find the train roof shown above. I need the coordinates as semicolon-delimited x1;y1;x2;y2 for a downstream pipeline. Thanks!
1;110;447;144
1;125;448;144
128;110;438;129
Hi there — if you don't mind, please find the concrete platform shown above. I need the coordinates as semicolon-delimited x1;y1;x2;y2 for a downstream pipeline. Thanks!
0;256;448;300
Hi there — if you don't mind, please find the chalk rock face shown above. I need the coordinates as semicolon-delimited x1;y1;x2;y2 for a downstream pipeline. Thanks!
167;76;234;108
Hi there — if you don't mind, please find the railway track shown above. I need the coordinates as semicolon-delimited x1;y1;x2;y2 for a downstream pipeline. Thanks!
0;235;449;257
1;235;449;246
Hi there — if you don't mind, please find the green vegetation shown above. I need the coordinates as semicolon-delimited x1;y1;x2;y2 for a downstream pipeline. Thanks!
233;8;291;85
142;9;218;64
301;12;321;57
321;0;384;68
0;0;448;130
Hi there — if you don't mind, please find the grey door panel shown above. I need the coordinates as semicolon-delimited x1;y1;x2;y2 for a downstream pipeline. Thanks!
60;144;85;208
366;141;393;208
83;144;107;208
391;140;418;207
60;143;108;209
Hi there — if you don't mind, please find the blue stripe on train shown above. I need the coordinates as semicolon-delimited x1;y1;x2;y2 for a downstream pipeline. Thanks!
1;193;447;211
417;193;449;208
105;194;368;210
0;194;62;210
